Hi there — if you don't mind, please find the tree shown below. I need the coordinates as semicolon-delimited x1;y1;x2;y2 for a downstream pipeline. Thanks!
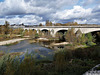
0;26;5;34
55;32;63;40
9;28;14;39
24;29;29;36
86;33;95;46
29;29;34;38
74;22;78;25
46;20;50;26
47;30;52;39
19;28;24;36
33;30;38;38
95;32;100;43
65;28;76;44
39;23;43;26
75;29;82;37
75;29;82;44
4;21;10;34
80;34;87;45
38;30;42;37
45;20;53;26
49;21;52;26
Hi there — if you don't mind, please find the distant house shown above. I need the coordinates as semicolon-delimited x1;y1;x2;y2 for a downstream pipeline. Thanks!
10;24;25;28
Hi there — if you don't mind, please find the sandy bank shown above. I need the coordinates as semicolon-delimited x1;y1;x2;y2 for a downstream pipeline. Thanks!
0;38;29;46
51;42;69;46
37;38;49;41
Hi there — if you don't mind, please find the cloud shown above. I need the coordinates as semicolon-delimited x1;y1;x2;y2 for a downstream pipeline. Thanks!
0;15;43;25
0;0;78;16
92;5;100;13
0;0;100;25
0;0;79;24
0;0;26;15
81;0;100;7
52;5;100;24
0;5;100;25
74;19;100;24
73;7;100;24
74;19;87;24
52;6;92;23
82;0;95;6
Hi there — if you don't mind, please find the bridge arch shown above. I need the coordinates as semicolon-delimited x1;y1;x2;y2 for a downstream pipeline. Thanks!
41;29;51;38
86;30;100;43
41;29;49;32
40;28;49;31
57;30;68;34
55;29;68;41
53;28;68;37
31;29;37;31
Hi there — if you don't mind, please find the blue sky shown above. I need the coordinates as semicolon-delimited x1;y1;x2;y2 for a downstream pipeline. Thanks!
0;0;100;25
0;0;4;2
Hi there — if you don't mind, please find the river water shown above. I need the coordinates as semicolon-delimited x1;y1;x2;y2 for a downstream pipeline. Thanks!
0;40;54;60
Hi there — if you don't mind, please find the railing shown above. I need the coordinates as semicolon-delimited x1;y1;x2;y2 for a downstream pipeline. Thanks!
10;25;100;28
24;26;100;28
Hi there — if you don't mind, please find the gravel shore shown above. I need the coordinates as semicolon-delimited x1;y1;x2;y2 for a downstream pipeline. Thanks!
0;38;29;46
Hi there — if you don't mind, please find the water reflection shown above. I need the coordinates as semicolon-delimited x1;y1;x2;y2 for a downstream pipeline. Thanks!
0;40;54;60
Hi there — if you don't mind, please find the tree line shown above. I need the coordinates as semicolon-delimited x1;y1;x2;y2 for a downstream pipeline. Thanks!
0;21;24;41
39;20;79;26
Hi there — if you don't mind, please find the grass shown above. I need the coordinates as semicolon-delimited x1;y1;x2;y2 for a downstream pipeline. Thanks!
0;52;24;58
10;52;24;56
0;44;99;75
4;41;19;46
0;52;5;57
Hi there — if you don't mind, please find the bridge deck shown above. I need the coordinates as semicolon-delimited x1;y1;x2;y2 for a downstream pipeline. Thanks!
24;26;100;28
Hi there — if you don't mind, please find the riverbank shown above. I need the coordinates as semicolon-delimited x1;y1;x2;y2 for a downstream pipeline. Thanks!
0;38;29;46
51;42;69;46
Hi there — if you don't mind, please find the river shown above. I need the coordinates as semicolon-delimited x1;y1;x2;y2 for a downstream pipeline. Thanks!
0;40;54;60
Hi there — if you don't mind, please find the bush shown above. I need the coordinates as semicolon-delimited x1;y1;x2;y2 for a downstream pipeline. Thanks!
0;45;100;75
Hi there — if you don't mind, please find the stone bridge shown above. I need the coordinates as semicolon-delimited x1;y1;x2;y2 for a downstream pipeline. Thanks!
23;26;100;37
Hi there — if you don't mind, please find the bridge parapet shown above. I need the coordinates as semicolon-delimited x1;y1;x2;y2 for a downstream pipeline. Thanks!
24;26;100;28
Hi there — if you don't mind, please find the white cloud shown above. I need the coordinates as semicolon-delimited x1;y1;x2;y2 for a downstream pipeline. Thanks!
0;0;26;15
0;15;43;25
0;0;100;24
53;6;92;20
88;19;100;24
74;20;87;24
0;0;78;24
0;0;78;16
52;5;100;24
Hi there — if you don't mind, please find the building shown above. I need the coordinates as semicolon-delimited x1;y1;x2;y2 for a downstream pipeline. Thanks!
10;24;25;28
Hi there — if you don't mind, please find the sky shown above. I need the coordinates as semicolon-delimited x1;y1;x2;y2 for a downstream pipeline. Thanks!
0;0;100;25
